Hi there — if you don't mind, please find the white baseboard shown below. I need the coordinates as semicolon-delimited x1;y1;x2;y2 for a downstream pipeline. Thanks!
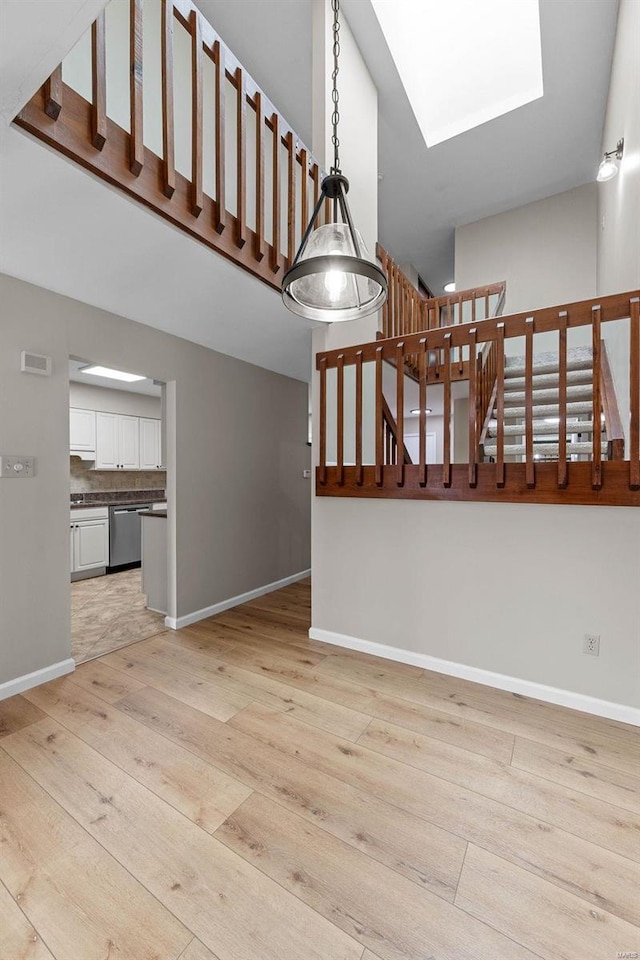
308;627;640;726
165;569;311;630
0;658;75;702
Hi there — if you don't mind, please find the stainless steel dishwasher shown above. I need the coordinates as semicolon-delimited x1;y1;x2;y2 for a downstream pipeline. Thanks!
108;503;151;570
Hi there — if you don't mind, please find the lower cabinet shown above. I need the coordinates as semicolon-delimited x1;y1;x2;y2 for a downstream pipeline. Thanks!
70;510;109;578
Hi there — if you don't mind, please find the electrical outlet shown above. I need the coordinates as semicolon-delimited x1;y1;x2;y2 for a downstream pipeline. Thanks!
583;634;600;656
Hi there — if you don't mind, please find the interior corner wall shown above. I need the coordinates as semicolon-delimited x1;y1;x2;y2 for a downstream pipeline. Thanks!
454;183;598;316
0;274;311;690
596;0;640;445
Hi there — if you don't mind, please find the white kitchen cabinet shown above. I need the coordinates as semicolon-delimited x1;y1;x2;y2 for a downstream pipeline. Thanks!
70;508;109;579
119;415;140;469
69;408;96;452
139;417;162;470
95;412;140;470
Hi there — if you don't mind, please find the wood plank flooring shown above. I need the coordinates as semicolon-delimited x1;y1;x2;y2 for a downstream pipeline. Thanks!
1;578;639;960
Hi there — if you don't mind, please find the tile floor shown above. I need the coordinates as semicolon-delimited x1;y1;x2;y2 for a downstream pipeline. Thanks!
71;568;165;664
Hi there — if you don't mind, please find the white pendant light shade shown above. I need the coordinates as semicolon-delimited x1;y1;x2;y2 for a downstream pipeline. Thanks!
283;222;387;322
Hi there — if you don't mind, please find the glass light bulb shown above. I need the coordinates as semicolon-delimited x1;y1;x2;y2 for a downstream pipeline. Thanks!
324;270;348;301
324;250;348;301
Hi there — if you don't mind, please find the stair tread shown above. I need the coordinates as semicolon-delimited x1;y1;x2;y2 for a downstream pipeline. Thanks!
486;420;598;437
502;400;594;419
483;441;608;457
504;369;593;390
504;386;592;404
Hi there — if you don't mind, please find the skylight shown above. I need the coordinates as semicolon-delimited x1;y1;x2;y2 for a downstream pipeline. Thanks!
371;0;543;147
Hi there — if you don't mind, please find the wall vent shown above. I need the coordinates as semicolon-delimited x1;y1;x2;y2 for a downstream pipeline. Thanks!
21;351;52;376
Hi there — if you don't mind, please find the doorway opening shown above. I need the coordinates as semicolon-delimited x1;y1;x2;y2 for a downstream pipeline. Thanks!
69;357;169;663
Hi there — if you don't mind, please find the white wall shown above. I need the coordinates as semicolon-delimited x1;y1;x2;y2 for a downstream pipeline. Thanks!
69;382;161;419
596;0;640;447
313;498;640;710
0;274;311;690
455;182;598;315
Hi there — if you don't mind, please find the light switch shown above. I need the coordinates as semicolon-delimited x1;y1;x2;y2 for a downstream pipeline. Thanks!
302;469;311;479
0;455;35;478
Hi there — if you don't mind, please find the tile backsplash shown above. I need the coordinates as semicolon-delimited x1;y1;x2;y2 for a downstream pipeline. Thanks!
70;457;167;493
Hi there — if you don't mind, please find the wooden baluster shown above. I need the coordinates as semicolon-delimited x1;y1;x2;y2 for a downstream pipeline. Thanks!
443;333;452;487
319;357;327;485
630;297;640;489
558;311;568;489
213;40;226;233
458;294;463;328
391;435;397;465
419;337;427;487
375;346;384;485
485;289;489;320
130;0;144;176
385;426;390;466
496;323;505;487
270;113;280;272
160;0;175;198
591;305;602;489
311;163;320;227
254;92;265;261
91;12;107;150
324;193;332;226
380;251;389;338
355;351;363;486
471;295;476;325
44;66;62;121
235;67;246;246
396;342;405;486
525;317;535;488
286;132;296;265
299;147;307;260
190;10;203;216
336;354;344;486
390;264;396;338
468;328;478;486
446;298;452;327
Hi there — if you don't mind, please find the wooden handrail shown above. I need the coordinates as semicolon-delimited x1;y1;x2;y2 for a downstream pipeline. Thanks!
15;0;329;295
316;291;640;507
381;397;412;466
377;244;506;340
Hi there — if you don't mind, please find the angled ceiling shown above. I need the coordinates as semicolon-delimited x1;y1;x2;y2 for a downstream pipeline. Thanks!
197;0;619;294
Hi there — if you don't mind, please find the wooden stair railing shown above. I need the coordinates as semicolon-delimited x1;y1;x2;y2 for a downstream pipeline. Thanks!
382;397;412;468
316;292;640;507
14;0;328;294
377;243;506;340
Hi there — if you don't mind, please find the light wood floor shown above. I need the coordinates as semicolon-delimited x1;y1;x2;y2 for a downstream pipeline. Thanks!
1;578;639;960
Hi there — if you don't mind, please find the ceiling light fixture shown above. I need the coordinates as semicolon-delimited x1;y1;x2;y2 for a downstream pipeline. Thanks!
410;408;433;414
281;0;387;322
80;365;146;382
597;139;624;182
443;282;456;293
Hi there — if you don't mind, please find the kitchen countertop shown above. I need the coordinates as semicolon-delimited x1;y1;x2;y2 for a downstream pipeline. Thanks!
138;510;167;518
70;497;166;510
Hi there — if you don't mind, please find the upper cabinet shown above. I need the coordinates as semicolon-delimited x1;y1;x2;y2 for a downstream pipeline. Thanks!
72;407;161;471
95;412;140;470
139;418;162;470
69;408;96;455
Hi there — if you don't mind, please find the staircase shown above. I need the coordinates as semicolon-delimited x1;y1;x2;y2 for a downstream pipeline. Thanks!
480;346;621;463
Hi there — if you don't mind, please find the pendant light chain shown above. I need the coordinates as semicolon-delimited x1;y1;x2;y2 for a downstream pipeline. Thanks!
331;0;341;174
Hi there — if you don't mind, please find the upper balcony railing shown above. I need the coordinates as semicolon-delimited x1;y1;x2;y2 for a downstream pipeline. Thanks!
315;291;639;507
16;0;331;292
